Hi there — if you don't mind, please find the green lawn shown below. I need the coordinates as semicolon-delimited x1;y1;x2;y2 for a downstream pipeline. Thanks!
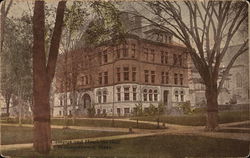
2;135;249;158
1;125;127;145
1;118;162;129
131;111;249;126
52;118;163;129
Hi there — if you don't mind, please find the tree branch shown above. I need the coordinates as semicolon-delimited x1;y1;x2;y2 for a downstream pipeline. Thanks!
217;40;248;92
46;1;66;84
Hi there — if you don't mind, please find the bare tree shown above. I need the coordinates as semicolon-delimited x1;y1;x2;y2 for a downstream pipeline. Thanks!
32;0;66;154
134;1;248;131
0;0;13;53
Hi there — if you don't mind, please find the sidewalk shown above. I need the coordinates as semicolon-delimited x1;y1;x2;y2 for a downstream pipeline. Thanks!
1;120;249;151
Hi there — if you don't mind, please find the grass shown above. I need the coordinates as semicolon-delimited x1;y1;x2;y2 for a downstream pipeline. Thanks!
52;118;163;129
1;117;162;129
131;111;249;126
1;125;127;145
2;135;249;158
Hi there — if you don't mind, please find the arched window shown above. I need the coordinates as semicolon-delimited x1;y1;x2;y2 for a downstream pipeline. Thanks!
180;91;184;102
97;90;102;103
149;89;153;101
175;91;179;102
154;90;158;101
103;90;107;103
236;73;242;87
143;89;147;101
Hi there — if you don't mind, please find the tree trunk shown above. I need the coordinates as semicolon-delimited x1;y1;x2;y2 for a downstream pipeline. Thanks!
205;84;219;131
32;0;65;154
33;1;51;154
5;95;10;116
33;80;51;154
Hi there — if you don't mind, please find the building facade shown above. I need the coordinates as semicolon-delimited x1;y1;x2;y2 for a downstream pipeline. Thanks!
53;34;190;117
188;44;249;107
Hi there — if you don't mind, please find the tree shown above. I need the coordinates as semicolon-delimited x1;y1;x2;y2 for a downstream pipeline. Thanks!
134;1;248;131
0;0;13;116
32;0;66;154
0;0;13;53
55;1;124;125
1;12;33;119
58;1;89;126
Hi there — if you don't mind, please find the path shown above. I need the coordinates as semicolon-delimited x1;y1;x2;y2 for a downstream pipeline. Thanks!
1;120;249;151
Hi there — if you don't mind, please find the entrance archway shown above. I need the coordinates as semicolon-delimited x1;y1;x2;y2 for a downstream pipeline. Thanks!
77;93;91;116
83;94;91;109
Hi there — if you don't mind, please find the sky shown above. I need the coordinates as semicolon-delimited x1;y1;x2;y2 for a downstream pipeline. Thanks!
6;0;248;47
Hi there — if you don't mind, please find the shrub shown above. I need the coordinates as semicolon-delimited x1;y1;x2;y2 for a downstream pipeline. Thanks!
87;106;96;117
178;101;191;114
192;107;207;114
147;104;157;116
133;102;143;116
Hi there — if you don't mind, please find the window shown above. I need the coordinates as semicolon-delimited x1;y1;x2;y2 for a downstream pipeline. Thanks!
86;75;89;85
179;55;182;66
166;72;169;84
103;50;108;63
154;90;158;101
151;49;155;62
149;89;153;101
144;48;149;61
144;70;149;83
133;87;137;101
123;44;128;57
104;71;108;84
161;51;164;64
98;52;102;64
180;74;183;85
117;67;121;82
132;67;136;81
124;67;129;81
98;73;102;85
60;97;63;106
175;91;179;102
124;108;130;114
97;109;101;115
151;71;155;83
103;90;107;103
143;89;147;101
131;44;136;58
97;91;102;103
116;46;120;58
173;54;177;65
161;72;169;84
124;87;130;101
174;73;178;85
117;87;121;101
161;72;165;84
103;109;106;114
161;51;168;64
59;111;62;116
165;52;168;64
70;98;73;105
180;91;184;102
117;108;121;115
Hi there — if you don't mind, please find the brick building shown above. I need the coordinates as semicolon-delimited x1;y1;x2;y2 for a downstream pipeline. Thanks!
53;32;189;117
53;12;190;117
